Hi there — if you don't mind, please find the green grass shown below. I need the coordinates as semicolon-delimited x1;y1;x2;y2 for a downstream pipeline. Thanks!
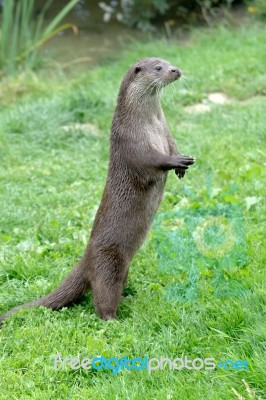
0;21;266;400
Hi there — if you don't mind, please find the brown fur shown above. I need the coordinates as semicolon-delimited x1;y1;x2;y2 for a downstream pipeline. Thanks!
0;58;195;323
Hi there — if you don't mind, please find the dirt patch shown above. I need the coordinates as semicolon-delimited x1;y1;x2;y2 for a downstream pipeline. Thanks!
208;92;230;104
61;123;98;135
184;103;211;113
185;92;231;114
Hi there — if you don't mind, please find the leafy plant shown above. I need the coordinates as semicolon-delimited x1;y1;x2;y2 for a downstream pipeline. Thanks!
99;0;237;31
246;0;266;17
0;0;79;76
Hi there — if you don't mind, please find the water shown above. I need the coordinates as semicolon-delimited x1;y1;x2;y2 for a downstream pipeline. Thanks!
36;0;145;69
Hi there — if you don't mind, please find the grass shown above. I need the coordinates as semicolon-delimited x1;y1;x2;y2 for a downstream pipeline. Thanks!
0;21;266;400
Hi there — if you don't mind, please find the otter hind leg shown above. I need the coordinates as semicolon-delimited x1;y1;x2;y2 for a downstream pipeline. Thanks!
92;271;125;320
91;248;127;320
92;277;124;320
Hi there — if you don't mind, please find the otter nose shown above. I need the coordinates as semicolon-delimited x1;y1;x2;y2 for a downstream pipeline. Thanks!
171;67;181;77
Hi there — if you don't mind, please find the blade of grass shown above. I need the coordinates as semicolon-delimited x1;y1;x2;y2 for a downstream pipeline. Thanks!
18;23;77;62
33;0;54;43
0;0;13;61
9;0;21;74
41;0;79;37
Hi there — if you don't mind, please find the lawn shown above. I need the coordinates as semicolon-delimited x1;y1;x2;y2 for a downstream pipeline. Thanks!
0;21;265;400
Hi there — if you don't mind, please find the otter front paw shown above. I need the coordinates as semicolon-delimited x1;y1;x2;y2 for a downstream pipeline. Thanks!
175;168;186;179
174;155;195;179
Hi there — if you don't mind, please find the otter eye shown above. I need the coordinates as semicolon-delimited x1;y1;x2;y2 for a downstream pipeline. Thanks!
135;66;142;73
156;66;162;71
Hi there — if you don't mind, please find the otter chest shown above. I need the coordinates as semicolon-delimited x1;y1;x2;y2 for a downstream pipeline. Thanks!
147;115;170;154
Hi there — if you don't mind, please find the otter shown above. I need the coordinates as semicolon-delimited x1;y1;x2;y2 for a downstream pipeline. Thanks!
0;58;195;323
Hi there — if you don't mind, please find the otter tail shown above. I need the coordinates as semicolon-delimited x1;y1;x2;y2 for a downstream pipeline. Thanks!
0;263;90;325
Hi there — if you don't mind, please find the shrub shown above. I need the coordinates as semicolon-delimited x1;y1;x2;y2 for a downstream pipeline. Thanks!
98;0;238;31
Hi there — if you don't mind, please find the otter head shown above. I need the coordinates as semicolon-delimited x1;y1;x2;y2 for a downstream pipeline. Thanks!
117;58;182;112
133;57;181;89
120;57;181;101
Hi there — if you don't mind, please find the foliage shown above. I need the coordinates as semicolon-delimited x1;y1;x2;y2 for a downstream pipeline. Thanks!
246;0;266;17
0;21;266;400
0;0;79;76
99;0;238;31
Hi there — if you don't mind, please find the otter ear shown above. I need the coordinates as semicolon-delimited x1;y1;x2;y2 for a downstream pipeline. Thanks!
135;66;142;74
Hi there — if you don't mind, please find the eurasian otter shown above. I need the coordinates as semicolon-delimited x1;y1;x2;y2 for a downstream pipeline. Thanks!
0;58;195;323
